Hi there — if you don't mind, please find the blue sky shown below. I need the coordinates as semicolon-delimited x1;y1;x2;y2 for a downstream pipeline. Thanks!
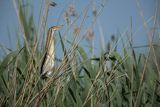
0;0;156;57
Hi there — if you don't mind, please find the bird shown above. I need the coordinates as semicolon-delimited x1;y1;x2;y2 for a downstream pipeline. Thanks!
40;25;63;79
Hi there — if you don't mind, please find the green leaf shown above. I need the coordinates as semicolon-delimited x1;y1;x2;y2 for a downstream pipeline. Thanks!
59;32;66;54
82;66;91;78
0;50;18;73
68;87;77;103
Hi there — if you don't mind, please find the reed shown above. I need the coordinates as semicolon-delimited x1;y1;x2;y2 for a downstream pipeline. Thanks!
0;0;159;107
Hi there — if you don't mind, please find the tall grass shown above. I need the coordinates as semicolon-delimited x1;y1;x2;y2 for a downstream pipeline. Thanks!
0;0;160;107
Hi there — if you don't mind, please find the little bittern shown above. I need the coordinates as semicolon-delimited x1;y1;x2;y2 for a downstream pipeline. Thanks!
40;25;63;79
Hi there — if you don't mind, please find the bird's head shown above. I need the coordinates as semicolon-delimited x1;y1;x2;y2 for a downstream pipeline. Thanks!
51;25;63;31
